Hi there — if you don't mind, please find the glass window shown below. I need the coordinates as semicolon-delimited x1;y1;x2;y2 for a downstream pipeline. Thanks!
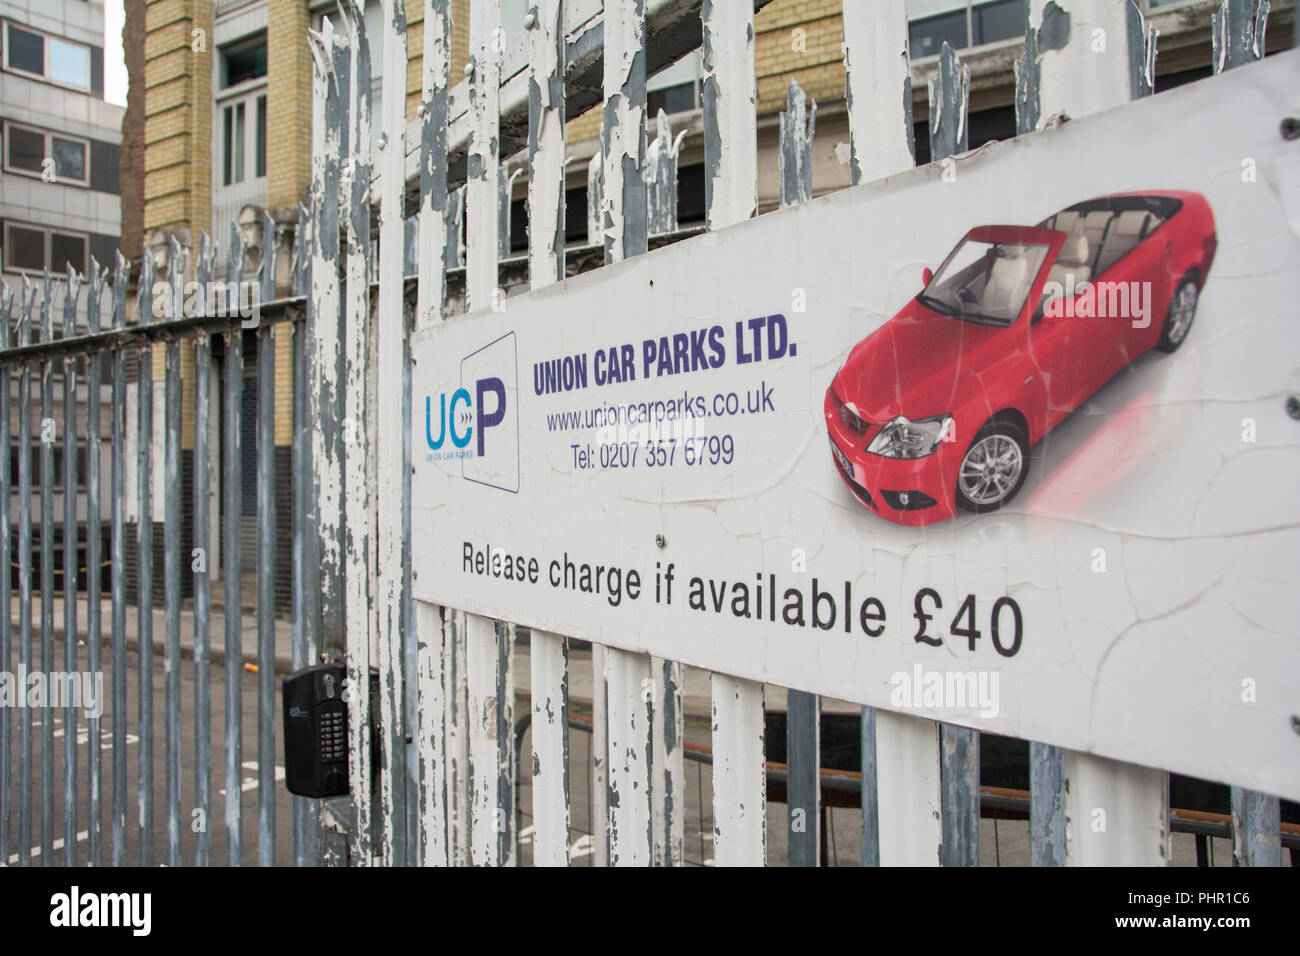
972;0;1028;46
50;232;87;274
6;23;44;74
255;94;266;178
7;124;45;172
910;9;968;57
5;226;45;270
51;136;87;182
647;82;696;117
921;239;1050;325
224;39;266;87
48;36;89;88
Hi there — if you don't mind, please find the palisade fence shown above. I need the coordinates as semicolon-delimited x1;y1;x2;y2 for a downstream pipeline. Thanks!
0;0;1292;867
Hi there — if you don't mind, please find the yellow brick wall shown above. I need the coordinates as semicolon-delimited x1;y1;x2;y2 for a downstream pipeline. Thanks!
754;0;845;114
267;1;312;211
143;0;212;242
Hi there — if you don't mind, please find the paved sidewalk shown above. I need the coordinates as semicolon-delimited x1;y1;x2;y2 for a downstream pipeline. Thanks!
8;593;296;675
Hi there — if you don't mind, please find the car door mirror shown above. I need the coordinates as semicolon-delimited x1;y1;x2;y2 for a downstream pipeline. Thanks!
922;267;933;287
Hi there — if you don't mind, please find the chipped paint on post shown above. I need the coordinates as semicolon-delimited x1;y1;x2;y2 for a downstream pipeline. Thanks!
647;110;684;235
1030;742;1067;866
498;166;524;259
415;0;453;867
526;0;571;868
417;0;451;331
1230;787;1282;866
599;0;648;262
526;0;566;288
1212;0;1270;72
1015;20;1042;135
939;724;979;866
702;0;757;228
466;613;514;865
1030;0;1148;125
928;43;969;160
586;154;603;247
778;81;815;208
711;676;765;866
700;0;765;868
841;0;914;184
650;657;683;866
604;648;652;866
375;0;410;868
466;0;501;311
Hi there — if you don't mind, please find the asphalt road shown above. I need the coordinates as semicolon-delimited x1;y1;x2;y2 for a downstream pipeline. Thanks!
2;633;293;866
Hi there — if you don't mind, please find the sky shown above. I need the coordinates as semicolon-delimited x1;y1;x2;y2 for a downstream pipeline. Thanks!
104;0;127;107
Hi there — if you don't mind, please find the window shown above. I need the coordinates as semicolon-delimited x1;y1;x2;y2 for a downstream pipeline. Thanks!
907;1;1027;56
3;21;91;90
3;121;90;186
647;51;702;117
216;35;268;188
3;222;88;274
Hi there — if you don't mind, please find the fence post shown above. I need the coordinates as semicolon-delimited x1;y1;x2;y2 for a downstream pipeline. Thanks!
414;0;453;868
62;263;83;866
701;0;765;868
17;275;33;867
222;221;245;866
464;0;515;867
134;249;154;867
1064;752;1168;864
526;0;572;868
776;79;820;869
1231;788;1282;866
163;236;184;868
40;268;56;866
1213;0;1270;71
193;232;214;868
0;280;10;867
841;0;914;870
928;43;969;160
338;0;377;866
597;0;655;869
109;253;129;867
1021;0;1155;132
375;0;410;869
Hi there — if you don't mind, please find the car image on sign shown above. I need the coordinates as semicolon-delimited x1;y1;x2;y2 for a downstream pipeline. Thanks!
825;191;1218;526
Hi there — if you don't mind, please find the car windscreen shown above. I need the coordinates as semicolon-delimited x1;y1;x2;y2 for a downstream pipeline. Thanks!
918;239;1050;326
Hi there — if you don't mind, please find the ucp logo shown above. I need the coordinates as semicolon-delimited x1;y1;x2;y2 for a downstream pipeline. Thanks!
424;331;519;493
425;379;506;455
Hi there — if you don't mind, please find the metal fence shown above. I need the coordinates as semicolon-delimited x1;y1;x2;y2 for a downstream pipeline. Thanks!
0;0;1292;867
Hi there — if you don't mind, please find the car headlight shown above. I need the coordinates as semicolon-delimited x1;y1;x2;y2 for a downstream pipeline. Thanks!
866;414;953;459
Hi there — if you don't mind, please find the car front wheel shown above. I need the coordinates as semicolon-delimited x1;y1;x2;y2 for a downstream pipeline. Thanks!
1156;275;1199;353
955;420;1030;514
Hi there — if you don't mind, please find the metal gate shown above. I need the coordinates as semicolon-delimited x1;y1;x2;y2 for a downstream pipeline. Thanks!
0;0;1293;867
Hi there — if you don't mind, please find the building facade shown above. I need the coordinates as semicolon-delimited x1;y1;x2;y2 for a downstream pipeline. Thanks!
2;0;123;292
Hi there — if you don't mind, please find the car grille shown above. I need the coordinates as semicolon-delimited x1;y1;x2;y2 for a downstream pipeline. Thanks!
831;444;875;509
835;395;869;435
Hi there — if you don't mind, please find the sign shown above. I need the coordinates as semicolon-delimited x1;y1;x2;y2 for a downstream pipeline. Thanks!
412;53;1300;801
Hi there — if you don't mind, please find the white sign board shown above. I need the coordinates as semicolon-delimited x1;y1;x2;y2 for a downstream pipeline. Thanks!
412;53;1300;801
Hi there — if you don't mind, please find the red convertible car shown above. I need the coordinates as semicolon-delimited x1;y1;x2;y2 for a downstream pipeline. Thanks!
826;191;1217;525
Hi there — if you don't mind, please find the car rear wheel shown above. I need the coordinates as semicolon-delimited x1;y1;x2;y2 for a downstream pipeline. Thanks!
1156;276;1199;353
955;420;1029;514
